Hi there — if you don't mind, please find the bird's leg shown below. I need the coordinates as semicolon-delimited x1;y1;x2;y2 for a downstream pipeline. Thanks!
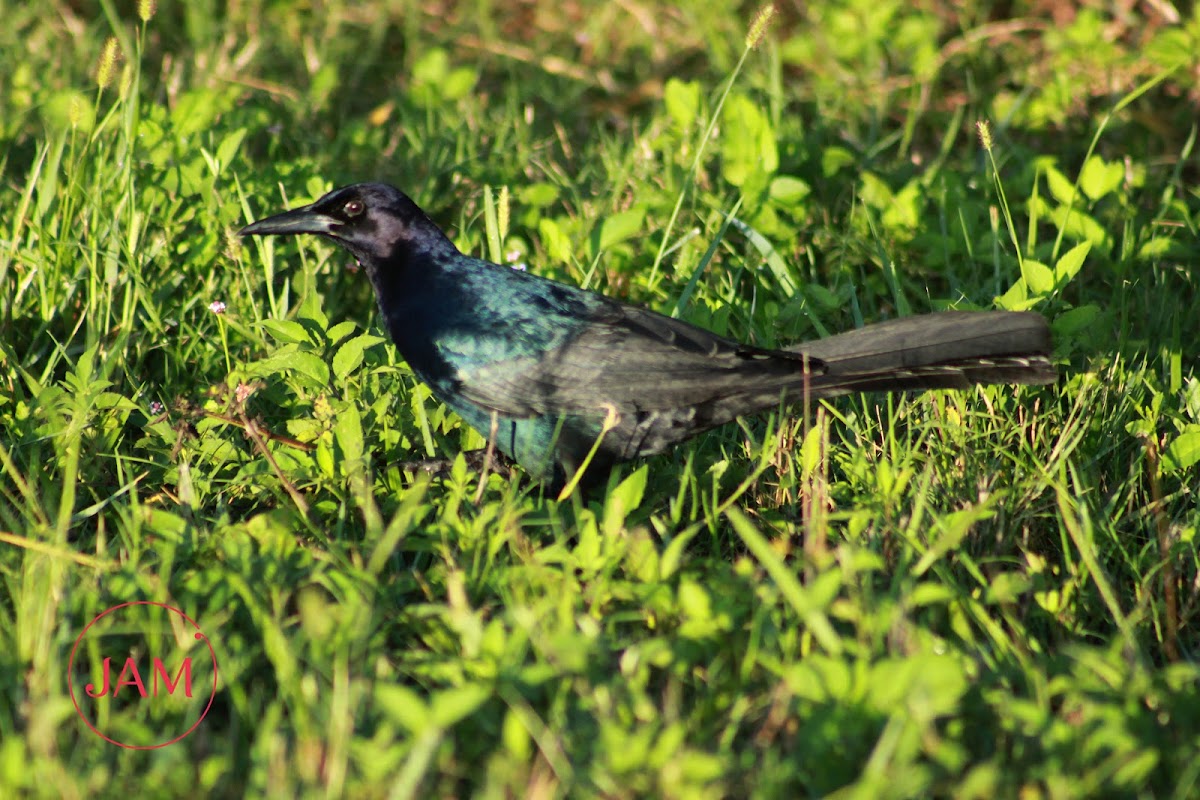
473;411;502;503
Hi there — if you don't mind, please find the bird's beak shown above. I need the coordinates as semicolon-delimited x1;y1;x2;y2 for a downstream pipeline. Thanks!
238;205;342;238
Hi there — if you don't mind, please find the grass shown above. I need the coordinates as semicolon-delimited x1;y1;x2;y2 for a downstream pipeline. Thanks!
2;0;1199;796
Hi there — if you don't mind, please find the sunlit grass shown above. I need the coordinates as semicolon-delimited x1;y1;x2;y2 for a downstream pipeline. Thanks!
1;1;1198;797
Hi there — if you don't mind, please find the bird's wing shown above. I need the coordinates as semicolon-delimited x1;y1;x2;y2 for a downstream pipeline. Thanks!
447;299;827;419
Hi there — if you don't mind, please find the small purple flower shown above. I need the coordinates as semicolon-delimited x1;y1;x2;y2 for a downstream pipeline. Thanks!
149;400;164;415
208;300;227;314
505;250;527;271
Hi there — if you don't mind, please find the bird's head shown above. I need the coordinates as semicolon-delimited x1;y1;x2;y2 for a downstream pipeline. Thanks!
238;183;455;266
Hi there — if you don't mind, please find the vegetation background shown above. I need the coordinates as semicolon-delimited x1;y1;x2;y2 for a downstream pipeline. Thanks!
1;0;1198;796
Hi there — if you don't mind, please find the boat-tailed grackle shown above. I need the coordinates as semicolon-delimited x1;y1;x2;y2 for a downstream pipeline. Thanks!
240;183;1055;488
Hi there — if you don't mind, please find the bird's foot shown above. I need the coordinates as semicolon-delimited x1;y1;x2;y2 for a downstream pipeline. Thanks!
394;448;515;479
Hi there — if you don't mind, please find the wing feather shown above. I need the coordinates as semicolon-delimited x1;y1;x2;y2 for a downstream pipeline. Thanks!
450;301;826;418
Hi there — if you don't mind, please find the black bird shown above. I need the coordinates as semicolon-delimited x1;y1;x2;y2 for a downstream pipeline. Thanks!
240;183;1055;488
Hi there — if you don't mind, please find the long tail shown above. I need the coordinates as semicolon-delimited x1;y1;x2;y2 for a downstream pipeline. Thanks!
611;310;1055;463
791;311;1056;396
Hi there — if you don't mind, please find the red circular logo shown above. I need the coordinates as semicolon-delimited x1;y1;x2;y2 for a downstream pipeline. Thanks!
67;601;219;749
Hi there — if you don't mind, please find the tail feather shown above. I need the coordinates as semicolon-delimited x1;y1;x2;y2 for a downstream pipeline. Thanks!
612;310;1055;462
790;311;1056;395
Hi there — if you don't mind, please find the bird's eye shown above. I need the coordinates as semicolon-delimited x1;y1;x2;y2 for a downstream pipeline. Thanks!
343;199;365;218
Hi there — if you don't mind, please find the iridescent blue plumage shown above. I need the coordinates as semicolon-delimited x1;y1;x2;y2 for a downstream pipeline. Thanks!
240;183;1055;487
